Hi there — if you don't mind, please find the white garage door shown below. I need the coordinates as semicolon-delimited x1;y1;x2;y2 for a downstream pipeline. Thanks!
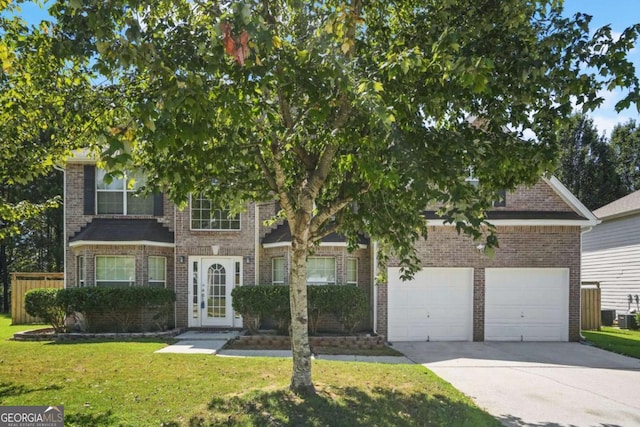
388;267;473;341
485;268;569;341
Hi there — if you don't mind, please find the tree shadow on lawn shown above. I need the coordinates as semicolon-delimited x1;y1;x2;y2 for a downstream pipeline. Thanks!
65;410;115;427
182;386;500;427
0;382;62;399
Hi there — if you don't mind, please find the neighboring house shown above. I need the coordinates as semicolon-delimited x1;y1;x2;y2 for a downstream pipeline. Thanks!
582;190;640;314
63;153;597;342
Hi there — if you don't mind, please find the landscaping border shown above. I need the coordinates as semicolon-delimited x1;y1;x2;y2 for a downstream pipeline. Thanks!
13;328;184;342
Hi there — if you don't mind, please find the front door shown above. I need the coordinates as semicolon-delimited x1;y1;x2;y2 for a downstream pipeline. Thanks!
190;257;241;327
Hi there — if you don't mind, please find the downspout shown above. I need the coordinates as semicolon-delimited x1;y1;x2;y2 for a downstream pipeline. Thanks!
53;165;66;288
173;200;177;329
372;240;378;334
254;203;260;285
579;226;594;341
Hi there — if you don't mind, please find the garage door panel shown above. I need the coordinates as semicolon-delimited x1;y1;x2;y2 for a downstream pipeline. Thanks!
388;267;473;341
485;268;569;342
485;325;523;341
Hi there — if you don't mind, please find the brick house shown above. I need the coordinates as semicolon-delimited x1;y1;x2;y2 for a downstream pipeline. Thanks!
63;153;596;341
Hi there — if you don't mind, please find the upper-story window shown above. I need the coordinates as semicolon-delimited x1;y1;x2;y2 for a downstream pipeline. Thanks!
96;169;154;215
190;193;240;230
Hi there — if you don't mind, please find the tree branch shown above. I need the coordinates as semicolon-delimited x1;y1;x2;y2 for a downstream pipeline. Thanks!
309;183;369;237
270;143;297;222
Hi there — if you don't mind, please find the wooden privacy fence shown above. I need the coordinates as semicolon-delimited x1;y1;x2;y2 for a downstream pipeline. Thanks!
11;272;64;324
581;282;601;331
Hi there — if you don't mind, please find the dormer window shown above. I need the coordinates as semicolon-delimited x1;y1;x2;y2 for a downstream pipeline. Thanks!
96;169;154;215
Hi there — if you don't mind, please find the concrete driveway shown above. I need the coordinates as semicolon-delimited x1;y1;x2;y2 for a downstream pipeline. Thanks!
392;341;640;427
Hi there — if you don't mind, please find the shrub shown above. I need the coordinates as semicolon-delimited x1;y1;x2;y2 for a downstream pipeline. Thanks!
232;285;291;334
24;288;66;333
634;312;640;330
232;284;368;335
307;286;335;335
327;285;368;334
58;287;176;332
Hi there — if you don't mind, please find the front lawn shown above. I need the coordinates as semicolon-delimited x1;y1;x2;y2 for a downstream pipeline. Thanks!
582;326;640;359
0;315;499;426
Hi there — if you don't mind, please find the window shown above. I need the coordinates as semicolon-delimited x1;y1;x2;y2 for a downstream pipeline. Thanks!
76;256;85;287
272;257;285;285
95;256;135;287
346;258;358;285
96;169;153;215
191;193;240;230
148;256;166;288
307;257;336;285
493;189;507;207
465;166;479;187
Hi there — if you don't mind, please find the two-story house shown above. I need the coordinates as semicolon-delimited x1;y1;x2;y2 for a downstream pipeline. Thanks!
63;153;597;342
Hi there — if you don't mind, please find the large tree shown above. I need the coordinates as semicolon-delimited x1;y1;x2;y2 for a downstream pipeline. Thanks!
555;114;626;210
611;119;640;193
0;4;101;240
7;0;640;394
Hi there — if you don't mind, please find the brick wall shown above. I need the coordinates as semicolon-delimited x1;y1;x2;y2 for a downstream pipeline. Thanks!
428;179;574;212
377;225;582;342
65;163;175;288
493;179;574;212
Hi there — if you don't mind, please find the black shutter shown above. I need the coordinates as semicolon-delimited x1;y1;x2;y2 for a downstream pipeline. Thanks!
153;193;164;216
83;165;96;215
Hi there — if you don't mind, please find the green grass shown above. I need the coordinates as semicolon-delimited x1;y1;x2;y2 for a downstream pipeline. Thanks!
0;314;500;426
583;326;640;359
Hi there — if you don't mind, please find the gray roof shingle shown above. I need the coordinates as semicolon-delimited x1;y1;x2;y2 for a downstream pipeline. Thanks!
593;190;640;220
70;219;174;244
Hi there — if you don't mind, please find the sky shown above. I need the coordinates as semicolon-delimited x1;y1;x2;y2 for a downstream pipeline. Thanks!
562;0;640;137
9;0;640;138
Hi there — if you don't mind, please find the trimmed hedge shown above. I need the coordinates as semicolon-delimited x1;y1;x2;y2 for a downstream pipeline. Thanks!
232;285;368;335
231;285;290;334
25;287;176;333
24;288;67;333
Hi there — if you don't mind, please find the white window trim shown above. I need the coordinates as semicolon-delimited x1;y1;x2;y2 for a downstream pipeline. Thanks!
96;169;153;215
306;256;336;286
77;255;85;287
189;194;242;231
148;256;166;288
346;257;358;285
272;257;285;285
95;255;136;287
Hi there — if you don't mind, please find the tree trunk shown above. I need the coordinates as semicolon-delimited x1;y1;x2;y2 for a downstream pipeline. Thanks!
288;224;315;395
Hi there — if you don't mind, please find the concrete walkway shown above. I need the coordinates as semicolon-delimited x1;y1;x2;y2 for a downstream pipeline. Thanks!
154;331;239;355
156;332;411;363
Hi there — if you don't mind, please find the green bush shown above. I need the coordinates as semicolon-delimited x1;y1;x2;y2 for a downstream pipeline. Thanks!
232;285;291;334
634;312;640;330
24;288;66;333
58;287;176;332
329;285;368;334
232;284;368;335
